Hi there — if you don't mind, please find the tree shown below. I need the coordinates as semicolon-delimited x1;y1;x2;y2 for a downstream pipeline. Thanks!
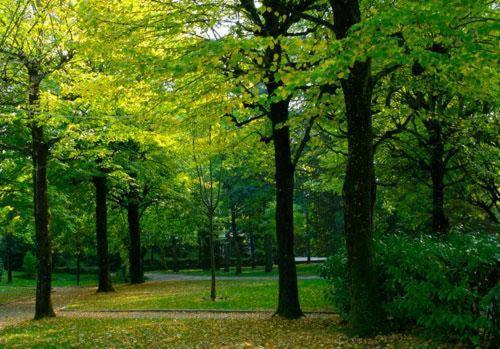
192;125;225;300
0;0;77;319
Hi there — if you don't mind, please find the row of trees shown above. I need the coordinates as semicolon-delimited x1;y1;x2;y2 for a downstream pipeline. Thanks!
1;0;497;337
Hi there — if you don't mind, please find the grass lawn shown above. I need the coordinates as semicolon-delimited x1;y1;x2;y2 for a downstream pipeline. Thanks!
0;272;114;304
67;279;331;312
159;263;321;278
0;317;437;348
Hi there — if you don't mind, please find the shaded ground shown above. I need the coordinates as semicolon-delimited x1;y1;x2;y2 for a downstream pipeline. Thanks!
0;279;444;348
0;286;95;330
0;317;440;348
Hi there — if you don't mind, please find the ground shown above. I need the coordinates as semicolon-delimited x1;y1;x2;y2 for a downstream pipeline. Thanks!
0;267;444;348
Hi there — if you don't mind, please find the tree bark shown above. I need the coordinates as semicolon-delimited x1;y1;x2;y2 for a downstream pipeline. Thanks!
426;120;449;234
92;175;114;292
271;100;302;319
127;200;144;284
29;74;55;320
332;0;381;336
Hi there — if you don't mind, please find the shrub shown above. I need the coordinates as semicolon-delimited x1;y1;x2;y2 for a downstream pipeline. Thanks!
322;232;499;347
22;251;37;278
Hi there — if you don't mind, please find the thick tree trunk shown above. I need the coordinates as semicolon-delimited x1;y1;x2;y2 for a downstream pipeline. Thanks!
272;100;302;319
29;74;55;319
92;176;114;292
265;234;273;273
32;125;55;319
171;236;179;273
427;121;449;234
208;212;216;300
127;200;144;284
331;0;382;336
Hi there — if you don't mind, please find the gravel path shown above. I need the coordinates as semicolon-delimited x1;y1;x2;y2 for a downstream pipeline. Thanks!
145;273;321;282
60;309;335;320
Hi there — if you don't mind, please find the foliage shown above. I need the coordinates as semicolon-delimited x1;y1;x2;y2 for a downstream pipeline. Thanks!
21;252;37;278
322;232;499;346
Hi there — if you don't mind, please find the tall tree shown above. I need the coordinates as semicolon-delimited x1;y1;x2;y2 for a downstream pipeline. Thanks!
0;0;76;319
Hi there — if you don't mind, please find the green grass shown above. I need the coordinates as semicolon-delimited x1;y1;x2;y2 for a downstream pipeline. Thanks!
0;272;116;304
159;263;322;278
67;279;331;312
0;317;438;348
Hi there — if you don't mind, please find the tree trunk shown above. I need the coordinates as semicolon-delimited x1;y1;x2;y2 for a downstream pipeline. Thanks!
92;176;114;292
5;234;12;283
265;234;273;273
29;74;55;320
127;200;144;284
427;121;449;234
341;61;381;337
331;0;382;336
224;232;231;273
208;211;216;301
306;207;311;264
271;100;302;319
32;125;55;319
231;206;242;275
171;236;179;273
7;266;12;284
249;231;256;269
76;250;81;286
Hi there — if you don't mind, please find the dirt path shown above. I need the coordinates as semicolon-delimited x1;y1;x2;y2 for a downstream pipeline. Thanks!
0;286;95;330
145;273;321;282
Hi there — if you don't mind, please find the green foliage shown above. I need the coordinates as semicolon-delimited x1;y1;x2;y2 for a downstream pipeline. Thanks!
22;252;37;278
322;232;499;346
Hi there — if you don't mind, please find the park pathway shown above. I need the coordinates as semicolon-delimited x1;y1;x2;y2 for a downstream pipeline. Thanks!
144;272;321;282
59;309;334;320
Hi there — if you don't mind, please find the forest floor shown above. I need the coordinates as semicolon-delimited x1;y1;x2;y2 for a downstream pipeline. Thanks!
0;316;440;348
0;273;445;348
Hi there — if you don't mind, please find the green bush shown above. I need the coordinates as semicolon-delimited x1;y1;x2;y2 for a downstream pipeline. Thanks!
322;232;499;347
22;251;37;278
